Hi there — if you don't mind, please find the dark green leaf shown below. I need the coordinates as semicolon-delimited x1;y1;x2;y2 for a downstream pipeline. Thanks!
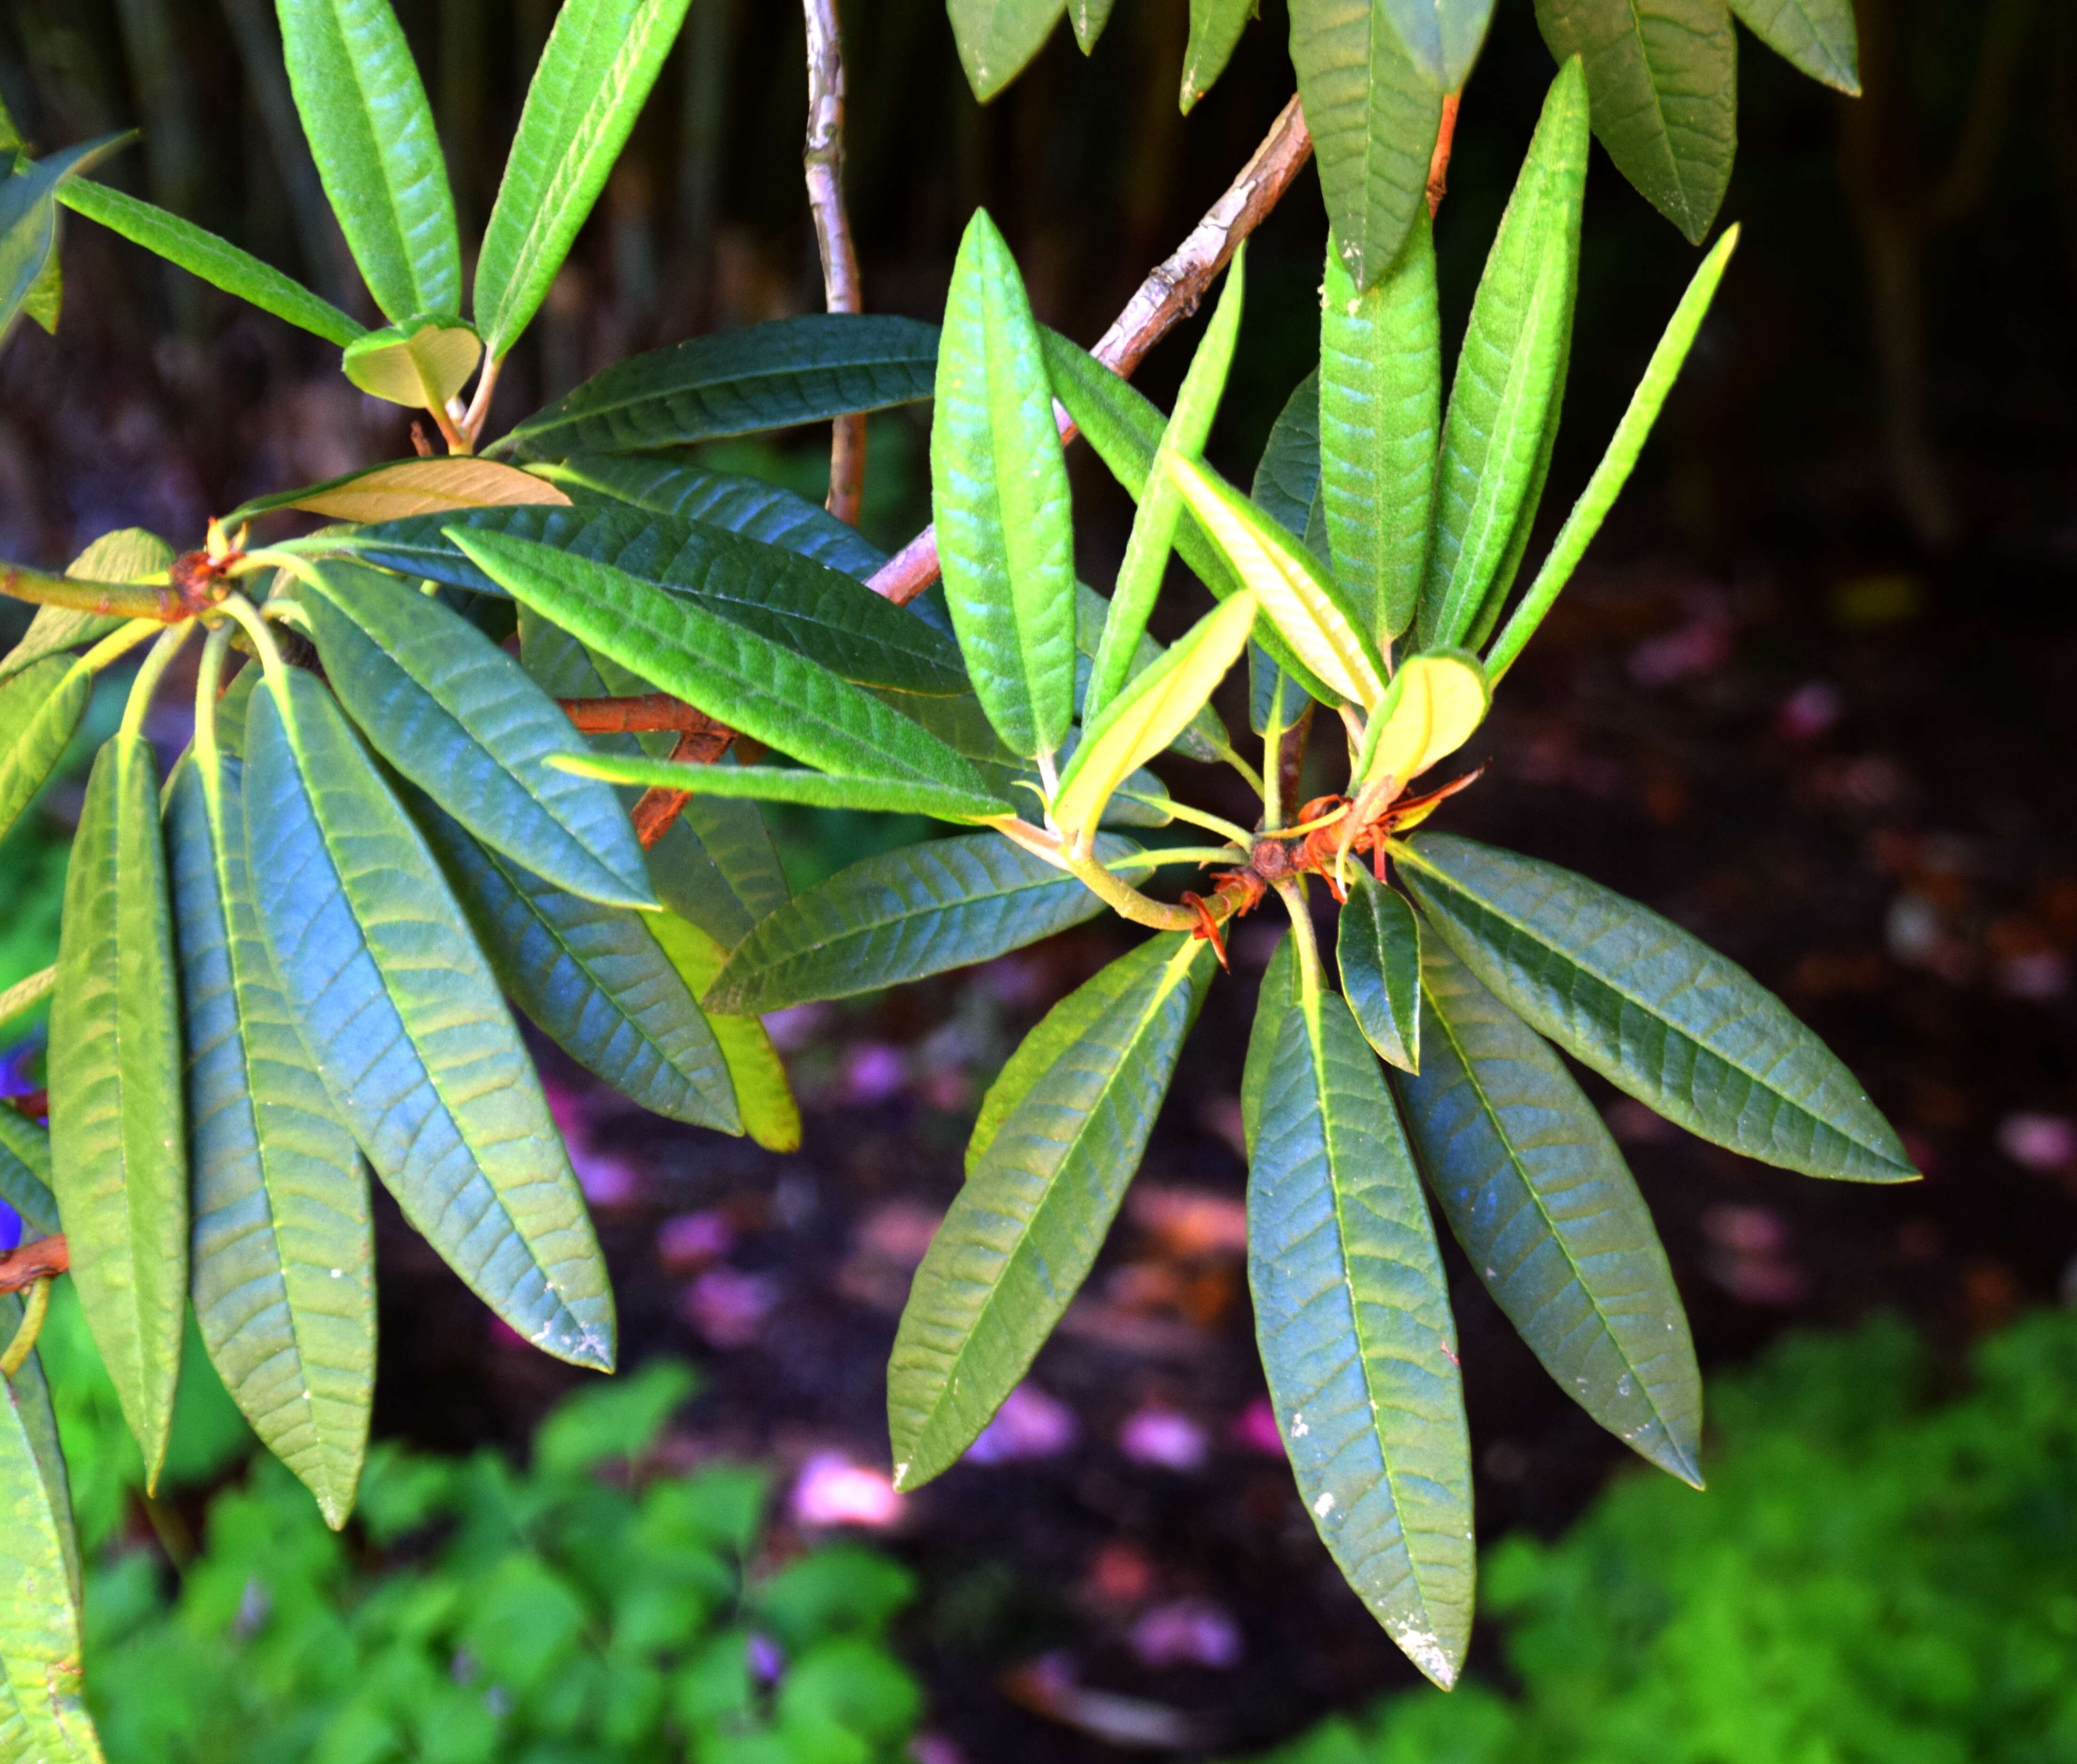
49;730;188;1486
1728;0;1857;93
495;315;938;461
243;666;615;1367
948;0;1067;100
1251;369;1325;547
704;833;1127;1016
649;803;789;953
649;913;800;1153
1;132;131;343
556;751;1008;823
1396;933;1702;1483
0;656;88;843
0;1111;58;1237
890;934;1215;1487
1397;833;1917;1182
1338;869;1421;1071
1181;0;1256;110
1533;0;1736;244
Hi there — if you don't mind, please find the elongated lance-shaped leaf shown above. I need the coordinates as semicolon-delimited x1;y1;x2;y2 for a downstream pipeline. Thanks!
59;177;364;344
932;209;1078;760
1168;454;1387;708
1073;582;1225;765
224;458;569;528
1382;0;1498;87
1321;210;1440;643
276;0;461;321
1055;593;1255;839
1087;248;1246;724
1419;59;1589;653
1246;946;1473;1687
452;529;997;806
243;666;615;1367
494;314;939;460
0;655;89;843
950;0;1067;100
1;131;131;343
1486;226;1739;682
0;1110;58;1237
1181;0;1256;110
1290;0;1445;293
705;834;1129;1016
1729;0;1858;94
891;934;1215;1488
476;0;694;358
1397;833;1918;1182
555;752;1007;824
1397;933;1702;1483
49;729;188;1487
291;559;658;910
649;911;800;1153
1253;368;1324;544
2;529;172;684
411;791;738;1133
326;501;963;695
168;707;373;1528
1339;870;1421;1071
650;804;788;954
1534;0;1734;244
1353;650;1488;790
537;453;888;582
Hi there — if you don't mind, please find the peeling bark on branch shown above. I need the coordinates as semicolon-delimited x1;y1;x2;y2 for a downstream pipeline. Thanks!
803;0;866;527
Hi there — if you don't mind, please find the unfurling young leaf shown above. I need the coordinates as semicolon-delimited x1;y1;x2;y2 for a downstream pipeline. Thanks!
340;316;483;409
1180;0;1256;112
1338;869;1421;1071
648;912;801;1154
1352;650;1488;791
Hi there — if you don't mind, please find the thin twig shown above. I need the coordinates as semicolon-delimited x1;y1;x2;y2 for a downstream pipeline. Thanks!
462;356;504;450
631;726;737;849
1426;91;1461;215
0;1235;67;1296
560;694;732;735
803;0;866;526
864;94;1316;607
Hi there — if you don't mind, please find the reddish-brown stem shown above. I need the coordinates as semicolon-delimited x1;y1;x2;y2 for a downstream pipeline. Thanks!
630;726;736;849
803;0;866;526
1427;91;1461;216
0;1236;67;1295
560;694;732;735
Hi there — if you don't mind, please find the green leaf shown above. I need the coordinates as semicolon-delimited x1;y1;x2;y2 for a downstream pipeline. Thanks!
0;656;88;843
495;314;939;461
1072;583;1225;767
932;209;1078;760
1338;870;1420;1070
1181;0;1257;110
1069;0;1116;51
948;0;1067;100
277;0;462;321
1352;649;1487;790
412;791;738;1133
649;912;800;1153
1239;931;1296;1149
0;529;171;684
1485;226;1738;682
649;803;789;953
1252;368;1324;544
1289;0;1445;292
1533;0;1735;244
1;133;131;343
168;730;374;1528
49;730;188;1488
1320;209;1440;643
22;236;59;332
1381;0;1498;88
704;833;1128;1016
1053;592;1255;838
58;177;365;344
1397;933;1703;1483
1418;60;1588;652
1728;0;1857;93
340;315;483;408
451;529;997;805
242;666;615;1367
0;1111;58;1238
476;0;695;358
225;456;570;526
1396;833;1918;1182
554;752;1008;824
1246;965;1473;1687
890;934;1214;1487
291;559;658;909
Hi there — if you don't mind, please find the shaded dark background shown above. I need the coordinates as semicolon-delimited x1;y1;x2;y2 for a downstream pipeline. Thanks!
4;0;2076;1756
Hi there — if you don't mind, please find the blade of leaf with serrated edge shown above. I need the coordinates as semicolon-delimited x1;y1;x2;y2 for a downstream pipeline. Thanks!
169;742;373;1529
243;666;615;1368
49;731;188;1488
451;528;995;801
0;656;89;843
0;1112;58;1237
1396;932;1702;1483
649;912;799;1154
949;0;1068;100
932;209;1078;760
476;0;695;358
891;933;1214;1488
293;560;658;910
553;753;1007;823
1729;0;1858;94
704;833;1128;1016
1397;833;1918;1182
1246;972;1473;1688
1339;870;1421;1072
277;0;461;322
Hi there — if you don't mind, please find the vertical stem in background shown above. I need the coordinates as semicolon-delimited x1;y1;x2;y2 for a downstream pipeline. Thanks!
802;0;865;526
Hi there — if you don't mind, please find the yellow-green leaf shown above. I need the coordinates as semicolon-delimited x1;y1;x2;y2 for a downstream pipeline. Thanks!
650;912;801;1153
229;457;570;526
341;316;484;409
1353;651;1488;791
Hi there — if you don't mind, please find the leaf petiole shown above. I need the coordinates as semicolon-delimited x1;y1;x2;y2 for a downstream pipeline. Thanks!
1275;876;1324;1019
213;592;289;684
0;1274;51;1378
1115;790;1254;847
1105;845;1247;872
117;622;194;744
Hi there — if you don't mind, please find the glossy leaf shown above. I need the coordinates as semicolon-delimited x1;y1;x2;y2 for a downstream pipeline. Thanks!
0;656;88;843
948;0;1066;100
0;1111;58;1237
495;314;938;460
243;666;615;1367
1729;0;1858;93
1320;211;1440;642
1397;834;1918;1182
1533;0;1735;244
1246;960;1473;1687
1339;870;1421;1071
49;730;188;1487
413;793;738;1132
0;529;171;684
277;0;462;321
168;732;374;1528
1382;0;1498;87
932;209;1077;759
1072;582;1225;765
1353;650;1488;790
0;133;130;343
1181;0;1256;110
476;0;696;357
341;316;483;408
704;834;1128;1016
890;934;1214;1488
292;559;658;909
60;177;365;344
648;912;800;1153
1397;934;1703;1482
1419;60;1588;652
1290;0;1445;292
556;751;1007;823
